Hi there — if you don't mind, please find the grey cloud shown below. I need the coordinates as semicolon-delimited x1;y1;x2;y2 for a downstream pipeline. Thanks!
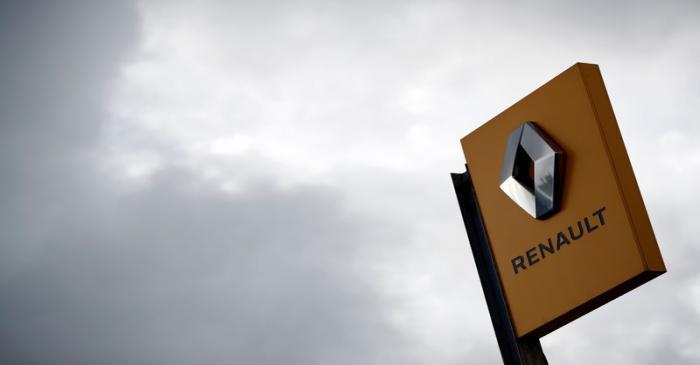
0;166;414;365
0;0;139;276
0;2;419;364
2;0;700;365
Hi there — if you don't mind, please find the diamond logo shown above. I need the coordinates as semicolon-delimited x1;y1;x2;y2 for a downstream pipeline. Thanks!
499;122;565;219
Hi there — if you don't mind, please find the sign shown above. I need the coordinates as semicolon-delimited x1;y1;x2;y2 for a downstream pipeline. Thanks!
460;63;666;338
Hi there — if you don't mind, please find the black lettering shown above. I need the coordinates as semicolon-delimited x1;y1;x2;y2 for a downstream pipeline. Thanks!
593;206;607;226
512;256;527;274
568;221;584;240
526;247;539;266
539;240;555;259
556;231;571;250
513;207;608;278
584;216;599;233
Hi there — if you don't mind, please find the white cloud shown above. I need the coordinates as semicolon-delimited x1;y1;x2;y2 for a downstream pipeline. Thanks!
102;1;700;363
2;0;698;364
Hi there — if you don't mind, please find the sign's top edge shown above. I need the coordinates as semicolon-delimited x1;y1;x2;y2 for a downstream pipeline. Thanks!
460;62;599;147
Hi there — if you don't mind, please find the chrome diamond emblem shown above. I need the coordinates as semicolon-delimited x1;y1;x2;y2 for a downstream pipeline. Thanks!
499;122;565;219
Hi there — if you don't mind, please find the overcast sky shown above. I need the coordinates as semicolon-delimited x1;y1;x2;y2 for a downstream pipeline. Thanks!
1;1;699;364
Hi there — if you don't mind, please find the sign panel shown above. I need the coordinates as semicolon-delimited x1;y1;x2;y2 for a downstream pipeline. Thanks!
460;63;665;338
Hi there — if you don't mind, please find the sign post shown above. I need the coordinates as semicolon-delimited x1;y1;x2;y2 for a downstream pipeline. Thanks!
452;167;548;364
452;63;665;363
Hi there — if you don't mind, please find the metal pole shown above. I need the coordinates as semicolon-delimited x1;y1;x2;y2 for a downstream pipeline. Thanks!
451;165;548;365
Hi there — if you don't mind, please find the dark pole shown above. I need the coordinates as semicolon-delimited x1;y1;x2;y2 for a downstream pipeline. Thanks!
451;165;548;365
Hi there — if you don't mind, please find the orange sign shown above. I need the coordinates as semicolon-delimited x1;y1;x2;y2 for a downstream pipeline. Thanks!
460;63;666;338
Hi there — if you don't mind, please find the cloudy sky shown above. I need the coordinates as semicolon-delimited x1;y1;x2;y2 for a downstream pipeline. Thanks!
1;0;699;364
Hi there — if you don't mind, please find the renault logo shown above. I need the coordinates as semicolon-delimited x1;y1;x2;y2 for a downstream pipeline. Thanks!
499;122;565;219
